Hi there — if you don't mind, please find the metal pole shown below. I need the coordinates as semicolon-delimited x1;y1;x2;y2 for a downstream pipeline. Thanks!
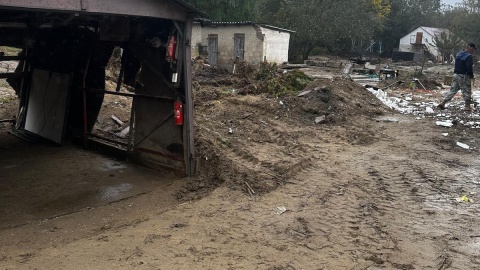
82;43;94;146
184;19;195;176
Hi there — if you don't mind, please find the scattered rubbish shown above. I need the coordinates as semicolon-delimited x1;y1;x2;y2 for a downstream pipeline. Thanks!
297;90;312;97
375;116;399;123
111;115;124;126
456;142;470;149
0;118;15;124
363;85;480;130
245;181;256;200
375;89;386;99
436;121;453;127
441;133;448;136
365;62;377;70
228;128;233;134
315;115;326;124
170;223;187;228
412;78;427;90
455;195;472;203
115;126;130;138
259;120;269;126
279;101;284;106
385;80;404;89
349;68;380;84
276;206;287;215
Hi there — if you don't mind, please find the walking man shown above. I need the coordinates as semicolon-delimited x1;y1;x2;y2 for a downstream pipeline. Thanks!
437;43;476;111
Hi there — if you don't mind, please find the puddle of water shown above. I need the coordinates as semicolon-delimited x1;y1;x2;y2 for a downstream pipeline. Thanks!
99;183;133;200
2;164;19;169
374;116;400;123
98;160;128;172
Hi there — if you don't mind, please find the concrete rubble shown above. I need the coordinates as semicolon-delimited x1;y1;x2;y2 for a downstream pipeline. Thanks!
365;85;480;129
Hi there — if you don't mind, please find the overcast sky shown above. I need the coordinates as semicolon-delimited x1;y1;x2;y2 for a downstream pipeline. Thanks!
442;0;462;6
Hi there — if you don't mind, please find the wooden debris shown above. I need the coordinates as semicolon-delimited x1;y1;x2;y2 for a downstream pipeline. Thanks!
111;115;124;126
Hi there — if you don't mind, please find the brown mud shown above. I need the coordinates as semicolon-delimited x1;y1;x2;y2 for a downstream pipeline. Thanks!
1;61;480;269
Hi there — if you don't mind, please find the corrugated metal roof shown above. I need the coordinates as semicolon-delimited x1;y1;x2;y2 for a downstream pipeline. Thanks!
197;21;295;33
171;0;208;17
420;26;449;37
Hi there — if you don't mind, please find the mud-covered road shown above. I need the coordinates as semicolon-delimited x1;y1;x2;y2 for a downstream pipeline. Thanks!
1;112;480;269
1;64;480;269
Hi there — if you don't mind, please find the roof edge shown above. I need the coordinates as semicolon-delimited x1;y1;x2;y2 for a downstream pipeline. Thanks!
193;20;295;33
171;0;208;18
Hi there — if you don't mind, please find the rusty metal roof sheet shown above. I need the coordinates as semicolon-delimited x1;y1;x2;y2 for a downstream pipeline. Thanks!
0;0;206;20
198;21;295;33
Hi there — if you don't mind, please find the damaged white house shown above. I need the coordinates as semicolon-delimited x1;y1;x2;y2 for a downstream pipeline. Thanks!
398;26;451;62
191;21;294;69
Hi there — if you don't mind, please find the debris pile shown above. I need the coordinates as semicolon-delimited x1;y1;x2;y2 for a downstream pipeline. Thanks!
365;85;480;129
187;63;391;199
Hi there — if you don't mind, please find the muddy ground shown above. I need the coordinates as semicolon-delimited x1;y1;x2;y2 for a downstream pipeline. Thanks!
1;59;480;269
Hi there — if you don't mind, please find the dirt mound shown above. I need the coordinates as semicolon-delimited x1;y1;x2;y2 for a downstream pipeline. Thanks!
284;78;387;124
0;84;18;122
192;57;231;81
184;74;391;200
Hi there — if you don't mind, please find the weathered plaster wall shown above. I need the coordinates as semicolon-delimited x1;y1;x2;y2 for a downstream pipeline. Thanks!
261;27;290;64
192;24;291;68
193;25;263;69
217;25;262;68
191;24;202;58
399;34;414;52
399;29;441;60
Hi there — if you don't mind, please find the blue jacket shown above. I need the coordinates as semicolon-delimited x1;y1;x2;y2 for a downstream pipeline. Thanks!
454;50;474;77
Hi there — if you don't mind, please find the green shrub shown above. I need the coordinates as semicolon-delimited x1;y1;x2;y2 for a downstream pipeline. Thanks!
254;62;278;80
259;69;312;97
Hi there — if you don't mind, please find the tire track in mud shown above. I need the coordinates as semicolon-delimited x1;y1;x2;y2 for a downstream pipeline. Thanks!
260;132;480;269
197;95;325;193
219;122;319;192
197;94;480;268
363;152;480;268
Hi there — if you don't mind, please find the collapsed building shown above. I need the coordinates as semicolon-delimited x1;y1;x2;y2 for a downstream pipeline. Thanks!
0;0;205;175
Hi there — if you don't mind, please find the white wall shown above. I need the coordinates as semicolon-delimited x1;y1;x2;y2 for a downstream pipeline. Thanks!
399;27;442;61
260;27;290;64
191;23;291;68
193;25;263;68
191;24;203;58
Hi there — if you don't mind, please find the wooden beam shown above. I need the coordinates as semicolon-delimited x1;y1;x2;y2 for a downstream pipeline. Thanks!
0;72;21;79
85;88;175;102
0;0;189;21
0;55;25;61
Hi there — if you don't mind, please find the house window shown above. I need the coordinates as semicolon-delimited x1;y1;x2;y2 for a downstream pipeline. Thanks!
207;34;218;66
410;35;416;44
234;33;245;60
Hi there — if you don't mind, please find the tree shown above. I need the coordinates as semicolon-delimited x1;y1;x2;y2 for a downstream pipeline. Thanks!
443;3;480;47
376;0;443;55
459;0;480;12
185;0;259;21
258;0;388;61
430;31;464;61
